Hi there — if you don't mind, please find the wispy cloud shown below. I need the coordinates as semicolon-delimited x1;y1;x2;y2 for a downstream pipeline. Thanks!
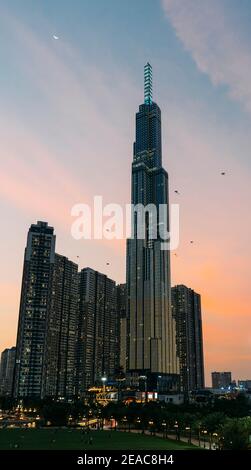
0;7;137;315
0;7;138;217
162;0;251;113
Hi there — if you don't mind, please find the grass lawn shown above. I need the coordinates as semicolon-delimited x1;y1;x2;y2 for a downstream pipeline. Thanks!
0;429;198;450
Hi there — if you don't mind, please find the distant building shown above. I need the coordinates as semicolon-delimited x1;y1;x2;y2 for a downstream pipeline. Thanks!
0;347;16;396
116;283;128;372
172;285;205;395
43;254;78;399
238;380;251;391
212;371;232;389
158;393;184;405
14;221;56;398
190;388;214;404
76;268;118;395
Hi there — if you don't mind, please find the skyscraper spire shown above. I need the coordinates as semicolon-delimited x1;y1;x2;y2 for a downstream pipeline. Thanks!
144;62;152;105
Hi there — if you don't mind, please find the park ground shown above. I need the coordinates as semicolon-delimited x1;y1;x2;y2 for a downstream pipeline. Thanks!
0;428;198;450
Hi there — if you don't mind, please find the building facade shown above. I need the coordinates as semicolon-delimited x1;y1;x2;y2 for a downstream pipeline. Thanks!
126;64;178;390
212;371;232;389
43;254;78;399
116;283;128;372
238;380;251;391
14;221;79;400
76;268;118;395
0;347;16;396
172;285;205;395
14;221;56;398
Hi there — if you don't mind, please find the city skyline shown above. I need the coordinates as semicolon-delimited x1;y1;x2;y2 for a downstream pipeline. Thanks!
1;0;251;385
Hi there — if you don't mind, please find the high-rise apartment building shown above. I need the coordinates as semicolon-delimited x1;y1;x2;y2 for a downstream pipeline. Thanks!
14;221;79;400
212;371;232;389
116;283;128;372
14;221;56;398
126;64;178;390
43;254;78;399
172;285;204;395
76;268;118;395
0;347;16;396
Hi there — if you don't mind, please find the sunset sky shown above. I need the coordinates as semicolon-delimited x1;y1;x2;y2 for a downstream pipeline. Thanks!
0;0;251;386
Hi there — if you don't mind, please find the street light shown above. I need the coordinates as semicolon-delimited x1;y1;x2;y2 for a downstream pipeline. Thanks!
185;426;191;444
174;422;179;441
101;376;107;393
139;375;147;403
212;432;218;450
203;430;208;448
148;420;154;435
122;416;127;431
162;421;167;439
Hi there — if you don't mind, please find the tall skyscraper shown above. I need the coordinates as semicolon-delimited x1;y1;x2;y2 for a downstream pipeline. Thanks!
116;283;128;372
126;64;178;390
172;285;205;395
0;347;16;396
14;221;56;398
43;254;78;399
76;268;118;395
212;371;232;389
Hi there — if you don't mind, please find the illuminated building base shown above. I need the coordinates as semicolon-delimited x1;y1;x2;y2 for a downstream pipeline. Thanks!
127;371;180;393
